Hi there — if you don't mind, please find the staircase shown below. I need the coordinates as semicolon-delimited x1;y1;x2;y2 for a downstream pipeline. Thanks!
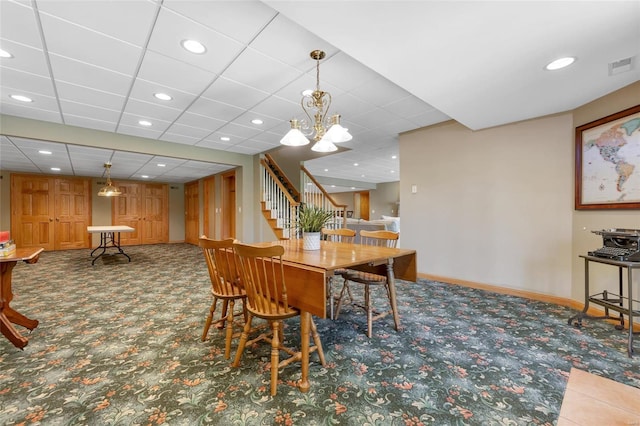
260;154;347;240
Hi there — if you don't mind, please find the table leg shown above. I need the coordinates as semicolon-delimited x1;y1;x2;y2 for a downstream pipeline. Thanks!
298;310;310;393
386;258;400;331
1;260;38;349
91;232;131;265
1;313;29;349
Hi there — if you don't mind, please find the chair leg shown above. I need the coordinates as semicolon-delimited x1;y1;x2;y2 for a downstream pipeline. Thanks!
310;318;326;366
365;284;373;338
384;282;399;331
232;314;253;368
334;280;351;319
223;299;235;359
201;297;219;341
217;300;229;330
270;320;281;396
327;277;334;320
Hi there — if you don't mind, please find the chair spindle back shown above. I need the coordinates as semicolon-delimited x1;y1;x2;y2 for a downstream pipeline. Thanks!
359;230;399;248
233;243;292;316
322;227;356;243
199;237;241;296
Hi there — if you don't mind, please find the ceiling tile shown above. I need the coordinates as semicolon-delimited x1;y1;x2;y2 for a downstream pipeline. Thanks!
49;54;133;96
0;0;42;48
187;97;245;123
136;50;217;95
128;78;199;111
36;0;158;46
222;47;302;94
1;68;57;97
249;14;338;70
162;0;277;45
39;13;143;76
0;40;49;77
171;112;226;134
201;76;270;110
147;6;245;75
121;98;183;124
55;81;126;111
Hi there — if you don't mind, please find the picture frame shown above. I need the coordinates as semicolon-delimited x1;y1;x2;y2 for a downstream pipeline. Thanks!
575;104;640;210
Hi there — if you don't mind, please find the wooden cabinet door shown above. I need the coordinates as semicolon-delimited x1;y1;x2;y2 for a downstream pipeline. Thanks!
112;182;168;245
221;171;236;239
202;176;215;239
184;181;199;244
112;182;142;245
54;178;91;249
141;183;168;244
11;175;55;250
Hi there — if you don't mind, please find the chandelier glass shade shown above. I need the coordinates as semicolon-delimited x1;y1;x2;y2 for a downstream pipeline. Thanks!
97;162;122;197
280;50;352;152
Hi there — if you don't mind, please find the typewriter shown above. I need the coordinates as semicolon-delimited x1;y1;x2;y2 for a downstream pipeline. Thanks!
589;228;640;262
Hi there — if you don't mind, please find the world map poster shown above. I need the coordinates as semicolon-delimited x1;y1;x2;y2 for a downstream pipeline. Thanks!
577;105;640;209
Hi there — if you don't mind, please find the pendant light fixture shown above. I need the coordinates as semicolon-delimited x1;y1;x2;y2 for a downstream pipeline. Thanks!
280;50;352;152
97;162;122;197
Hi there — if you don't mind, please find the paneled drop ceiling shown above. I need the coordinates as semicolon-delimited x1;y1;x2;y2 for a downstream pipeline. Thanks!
1;1;638;190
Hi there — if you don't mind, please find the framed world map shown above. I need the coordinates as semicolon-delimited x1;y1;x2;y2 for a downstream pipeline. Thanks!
575;104;640;210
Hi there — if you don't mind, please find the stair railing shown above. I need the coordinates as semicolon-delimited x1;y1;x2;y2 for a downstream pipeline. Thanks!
260;158;300;239
301;166;348;228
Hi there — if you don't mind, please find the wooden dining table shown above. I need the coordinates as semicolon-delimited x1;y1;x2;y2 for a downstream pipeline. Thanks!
251;238;417;393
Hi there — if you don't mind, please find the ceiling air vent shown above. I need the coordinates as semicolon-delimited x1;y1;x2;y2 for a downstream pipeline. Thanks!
608;57;634;76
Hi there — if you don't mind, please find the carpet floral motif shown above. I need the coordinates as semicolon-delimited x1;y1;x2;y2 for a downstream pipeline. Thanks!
1;244;638;425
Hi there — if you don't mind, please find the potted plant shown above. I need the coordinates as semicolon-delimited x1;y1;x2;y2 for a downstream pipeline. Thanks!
297;204;334;250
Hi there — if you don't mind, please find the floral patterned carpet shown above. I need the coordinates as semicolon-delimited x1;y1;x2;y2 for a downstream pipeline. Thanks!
1;243;638;425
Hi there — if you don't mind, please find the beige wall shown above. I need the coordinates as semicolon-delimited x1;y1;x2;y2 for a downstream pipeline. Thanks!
400;81;640;302
370;181;400;218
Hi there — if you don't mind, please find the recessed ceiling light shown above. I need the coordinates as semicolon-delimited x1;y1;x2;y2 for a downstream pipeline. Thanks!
157;163;166;167
324;168;329;172
138;120;152;126
545;57;576;71
220;136;230;142
351;187;356;190
154;92;172;101
10;94;33;102
50;167;61;172
391;155;397;159
353;163;359;166
0;49;13;58
302;89;313;97
361;174;365;178
181;39;206;54
331;185;336;188
251;119;263;125
141;175;149;179
39;150;52;155
390;170;395;173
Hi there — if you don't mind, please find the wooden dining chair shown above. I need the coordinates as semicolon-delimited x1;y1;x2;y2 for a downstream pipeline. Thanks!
321;227;356;319
199;236;247;359
231;243;326;396
334;230;400;338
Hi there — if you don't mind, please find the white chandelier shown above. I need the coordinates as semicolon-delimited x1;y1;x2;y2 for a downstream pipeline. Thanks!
280;50;352;152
